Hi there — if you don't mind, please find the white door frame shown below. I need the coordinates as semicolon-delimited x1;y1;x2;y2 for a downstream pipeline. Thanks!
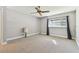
0;7;7;45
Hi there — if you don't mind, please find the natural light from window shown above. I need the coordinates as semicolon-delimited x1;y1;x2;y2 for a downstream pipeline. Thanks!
52;40;58;45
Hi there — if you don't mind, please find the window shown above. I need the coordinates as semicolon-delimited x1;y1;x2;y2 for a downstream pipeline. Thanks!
48;17;67;28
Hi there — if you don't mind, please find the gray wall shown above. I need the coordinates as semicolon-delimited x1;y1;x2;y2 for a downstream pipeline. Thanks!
5;7;76;40
0;7;2;42
6;8;40;39
40;11;76;39
76;8;79;46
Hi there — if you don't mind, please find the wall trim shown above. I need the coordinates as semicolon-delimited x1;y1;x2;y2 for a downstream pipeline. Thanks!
7;32;39;41
41;33;75;40
50;34;67;38
27;32;40;37
51;34;75;40
41;33;46;35
76;39;79;47
7;35;24;41
1;41;7;45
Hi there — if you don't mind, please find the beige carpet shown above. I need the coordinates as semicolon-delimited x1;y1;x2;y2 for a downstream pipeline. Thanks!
0;34;79;53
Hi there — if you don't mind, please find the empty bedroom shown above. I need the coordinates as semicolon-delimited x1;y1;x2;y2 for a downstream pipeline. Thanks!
0;6;79;53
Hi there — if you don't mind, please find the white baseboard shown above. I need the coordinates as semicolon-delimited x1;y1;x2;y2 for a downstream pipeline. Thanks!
50;34;76;40
76;39;79;47
41;33;75;39
7;32;39;41
41;33;46;35
50;34;67;38
1;41;7;45
7;35;24;41
27;33;39;36
41;33;67;38
72;37;76;40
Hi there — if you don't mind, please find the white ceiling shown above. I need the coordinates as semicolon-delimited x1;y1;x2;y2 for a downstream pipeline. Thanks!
6;6;77;17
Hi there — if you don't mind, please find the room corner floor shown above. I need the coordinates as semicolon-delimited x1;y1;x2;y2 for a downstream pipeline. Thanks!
0;34;79;53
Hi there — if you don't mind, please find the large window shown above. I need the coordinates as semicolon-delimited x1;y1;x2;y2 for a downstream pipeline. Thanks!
48;17;67;28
